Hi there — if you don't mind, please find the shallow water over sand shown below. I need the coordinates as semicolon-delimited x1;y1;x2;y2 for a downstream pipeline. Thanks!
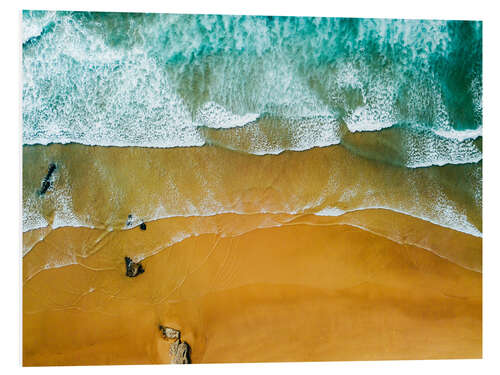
22;143;482;236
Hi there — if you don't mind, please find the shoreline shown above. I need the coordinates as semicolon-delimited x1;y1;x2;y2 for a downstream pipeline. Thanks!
23;208;482;279
22;143;482;235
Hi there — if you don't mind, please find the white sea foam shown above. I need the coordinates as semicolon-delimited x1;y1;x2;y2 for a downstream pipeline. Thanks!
432;127;483;142
314;207;346;216
23;196;49;233
404;128;482;168
196;102;260;129
344;76;398;133
345;117;394;133
313;205;482;238
22;11;57;43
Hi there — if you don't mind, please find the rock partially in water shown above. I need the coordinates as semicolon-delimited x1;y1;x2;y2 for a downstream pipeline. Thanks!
140;222;147;230
124;256;144;277
38;162;57;196
126;214;133;227
169;340;191;364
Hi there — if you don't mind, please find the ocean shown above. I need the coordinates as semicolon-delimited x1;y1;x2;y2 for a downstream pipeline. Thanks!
22;11;482;236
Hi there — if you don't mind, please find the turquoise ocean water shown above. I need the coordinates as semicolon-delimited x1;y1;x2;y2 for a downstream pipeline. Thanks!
22;11;482;239
23;11;482;166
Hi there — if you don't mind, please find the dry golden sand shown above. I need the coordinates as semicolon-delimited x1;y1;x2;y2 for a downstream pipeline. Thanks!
23;210;481;365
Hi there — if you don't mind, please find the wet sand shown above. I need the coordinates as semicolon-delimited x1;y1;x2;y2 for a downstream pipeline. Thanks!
23;211;482;365
22;143;482;234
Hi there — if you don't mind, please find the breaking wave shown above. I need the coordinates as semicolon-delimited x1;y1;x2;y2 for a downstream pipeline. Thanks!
22;12;482;168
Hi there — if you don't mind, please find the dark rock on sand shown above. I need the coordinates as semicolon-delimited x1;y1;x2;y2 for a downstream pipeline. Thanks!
124;256;144;277
38;163;57;196
140;222;147;230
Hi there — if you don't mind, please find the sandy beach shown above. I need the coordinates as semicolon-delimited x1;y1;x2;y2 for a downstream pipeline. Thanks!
23;209;481;365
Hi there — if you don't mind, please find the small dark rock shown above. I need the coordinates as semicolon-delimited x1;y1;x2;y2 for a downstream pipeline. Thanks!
126;214;133;227
124;256;145;277
39;180;51;195
140;222;147;231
